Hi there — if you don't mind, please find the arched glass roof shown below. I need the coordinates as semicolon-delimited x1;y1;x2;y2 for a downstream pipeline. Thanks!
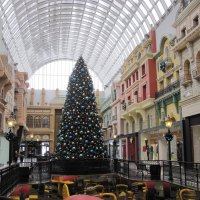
29;59;103;90
0;0;176;86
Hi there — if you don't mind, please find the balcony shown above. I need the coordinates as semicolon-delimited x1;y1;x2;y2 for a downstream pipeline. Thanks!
192;69;200;80
155;80;180;99
180;75;192;87
174;23;200;51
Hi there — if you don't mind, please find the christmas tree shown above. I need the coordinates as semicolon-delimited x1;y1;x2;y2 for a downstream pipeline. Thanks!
56;56;105;159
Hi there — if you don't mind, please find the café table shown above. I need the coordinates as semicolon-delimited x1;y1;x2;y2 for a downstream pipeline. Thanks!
64;194;101;200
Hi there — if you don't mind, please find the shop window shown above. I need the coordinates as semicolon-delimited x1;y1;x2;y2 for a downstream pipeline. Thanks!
34;116;41;128
193;15;199;27
42;116;50;128
27;115;33;128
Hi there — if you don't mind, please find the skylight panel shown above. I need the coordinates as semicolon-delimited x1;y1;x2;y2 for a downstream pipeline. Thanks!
99;0;110;8
139;4;147;16
113;0;122;9
122;7;130;16
143;22;149;33
2;0;10;7
165;0;172;8
136;11;142;21
144;0;152;9
147;16;153;25
132;18;139;27
152;8;159;22
125;1;132;8
157;2;165;15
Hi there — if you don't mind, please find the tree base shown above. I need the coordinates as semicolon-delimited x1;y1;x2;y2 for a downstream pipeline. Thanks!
51;159;111;175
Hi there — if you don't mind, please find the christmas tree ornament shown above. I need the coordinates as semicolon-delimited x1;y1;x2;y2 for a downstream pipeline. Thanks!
55;56;106;159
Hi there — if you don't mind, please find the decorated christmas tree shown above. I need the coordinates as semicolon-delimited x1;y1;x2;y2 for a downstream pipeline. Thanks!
56;56;105;159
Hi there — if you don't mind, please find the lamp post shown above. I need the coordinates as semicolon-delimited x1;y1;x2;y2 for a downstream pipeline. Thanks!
144;138;149;160
113;134;117;159
30;133;34;167
5;112;17;166
165;116;174;181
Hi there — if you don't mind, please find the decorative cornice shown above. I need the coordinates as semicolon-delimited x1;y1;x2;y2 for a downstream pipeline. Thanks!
173;0;200;27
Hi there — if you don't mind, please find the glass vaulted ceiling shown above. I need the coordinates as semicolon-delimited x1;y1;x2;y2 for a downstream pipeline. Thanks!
1;0;175;86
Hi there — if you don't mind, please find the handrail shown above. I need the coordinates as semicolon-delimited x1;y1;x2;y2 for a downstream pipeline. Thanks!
1;159;200;196
114;159;200;191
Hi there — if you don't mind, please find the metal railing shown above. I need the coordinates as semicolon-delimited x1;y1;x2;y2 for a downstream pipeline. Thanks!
114;159;200;191
0;164;20;195
155;80;180;99
1;159;200;196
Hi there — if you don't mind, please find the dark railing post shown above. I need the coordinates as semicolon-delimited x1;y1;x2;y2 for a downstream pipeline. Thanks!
196;163;199;190
184;162;187;186
127;160;129;179
179;161;182;185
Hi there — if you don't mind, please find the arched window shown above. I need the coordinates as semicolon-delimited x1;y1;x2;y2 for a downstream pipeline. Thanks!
196;51;200;74
26;115;33;128
165;47;169;60
34;116;41;128
139;117;143;130
184;60;191;81
42;116;50;128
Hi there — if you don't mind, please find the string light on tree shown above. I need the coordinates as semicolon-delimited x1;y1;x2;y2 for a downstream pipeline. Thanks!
56;56;105;159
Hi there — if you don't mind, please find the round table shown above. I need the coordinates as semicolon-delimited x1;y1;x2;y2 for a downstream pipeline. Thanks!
64;194;101;200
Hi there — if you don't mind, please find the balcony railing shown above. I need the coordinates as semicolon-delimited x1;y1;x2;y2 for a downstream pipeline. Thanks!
155;80;180;99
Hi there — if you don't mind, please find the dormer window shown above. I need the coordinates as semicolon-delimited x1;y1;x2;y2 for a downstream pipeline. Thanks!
193;15;199;27
137;52;141;60
181;27;186;38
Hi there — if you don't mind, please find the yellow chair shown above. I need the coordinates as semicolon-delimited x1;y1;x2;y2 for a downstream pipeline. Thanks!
62;184;70;199
9;196;20;200
28;195;38;200
95;192;117;200
179;188;196;200
94;184;104;193
116;184;128;199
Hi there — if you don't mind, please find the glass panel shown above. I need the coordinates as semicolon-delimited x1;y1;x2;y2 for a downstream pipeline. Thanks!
152;8;159;22
157;2;165;15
